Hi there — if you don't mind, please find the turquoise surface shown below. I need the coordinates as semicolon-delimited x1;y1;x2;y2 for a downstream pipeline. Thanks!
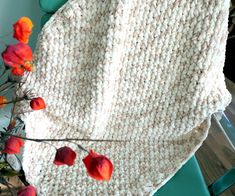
40;0;68;13
154;156;210;196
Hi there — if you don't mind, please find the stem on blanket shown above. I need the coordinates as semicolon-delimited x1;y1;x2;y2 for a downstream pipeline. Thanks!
0;97;28;105
0;130;127;152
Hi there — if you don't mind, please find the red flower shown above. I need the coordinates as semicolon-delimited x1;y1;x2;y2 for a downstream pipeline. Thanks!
2;136;24;154
30;97;46;110
1;43;33;76
11;67;25;76
53;146;77;166
17;185;36;196
2;43;32;68
83;150;113;181
13;17;33;44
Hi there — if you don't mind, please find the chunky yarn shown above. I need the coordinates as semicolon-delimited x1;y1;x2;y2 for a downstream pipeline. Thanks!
17;0;231;195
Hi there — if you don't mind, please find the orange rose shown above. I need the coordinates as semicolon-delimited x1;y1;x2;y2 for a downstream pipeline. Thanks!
13;17;33;44
83;150;114;181
30;97;46;110
0;96;8;108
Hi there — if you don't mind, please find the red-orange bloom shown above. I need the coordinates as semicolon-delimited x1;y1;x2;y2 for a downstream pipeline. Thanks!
1;43;33;73
13;17;33;44
17;185;36;196
30;97;46;110
11;67;25;76
83;150;114;181
0;96;8;108
2;136;24;154
53;146;77;166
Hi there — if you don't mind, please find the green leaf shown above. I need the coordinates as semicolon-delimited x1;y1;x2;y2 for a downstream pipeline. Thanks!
0;168;21;177
0;162;8;169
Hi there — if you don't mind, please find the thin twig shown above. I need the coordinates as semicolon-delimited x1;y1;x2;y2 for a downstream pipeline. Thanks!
0;172;16;196
14;110;34;116
0;97;25;105
0;66;7;78
19;72;29;88
39;141;57;150
9;94;17;127
67;141;89;153
12;156;30;186
0;131;128;143
0;83;16;93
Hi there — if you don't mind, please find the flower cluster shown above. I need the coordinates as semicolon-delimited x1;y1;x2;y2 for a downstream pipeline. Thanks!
2;17;34;76
0;17;114;196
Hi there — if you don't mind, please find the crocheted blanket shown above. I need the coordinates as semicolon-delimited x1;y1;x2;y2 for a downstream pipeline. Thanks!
18;0;231;195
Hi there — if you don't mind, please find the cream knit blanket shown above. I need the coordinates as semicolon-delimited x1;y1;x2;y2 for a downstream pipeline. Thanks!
17;0;232;195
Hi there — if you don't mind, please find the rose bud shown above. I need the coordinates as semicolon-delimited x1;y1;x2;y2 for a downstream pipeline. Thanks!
53;146;77;166
83;150;114;181
17;185;36;196
13;17;33;44
2;136;24;154
1;43;33;73
0;96;8;108
30;97;46;110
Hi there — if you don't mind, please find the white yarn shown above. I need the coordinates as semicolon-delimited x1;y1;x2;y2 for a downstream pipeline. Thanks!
17;0;232;195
